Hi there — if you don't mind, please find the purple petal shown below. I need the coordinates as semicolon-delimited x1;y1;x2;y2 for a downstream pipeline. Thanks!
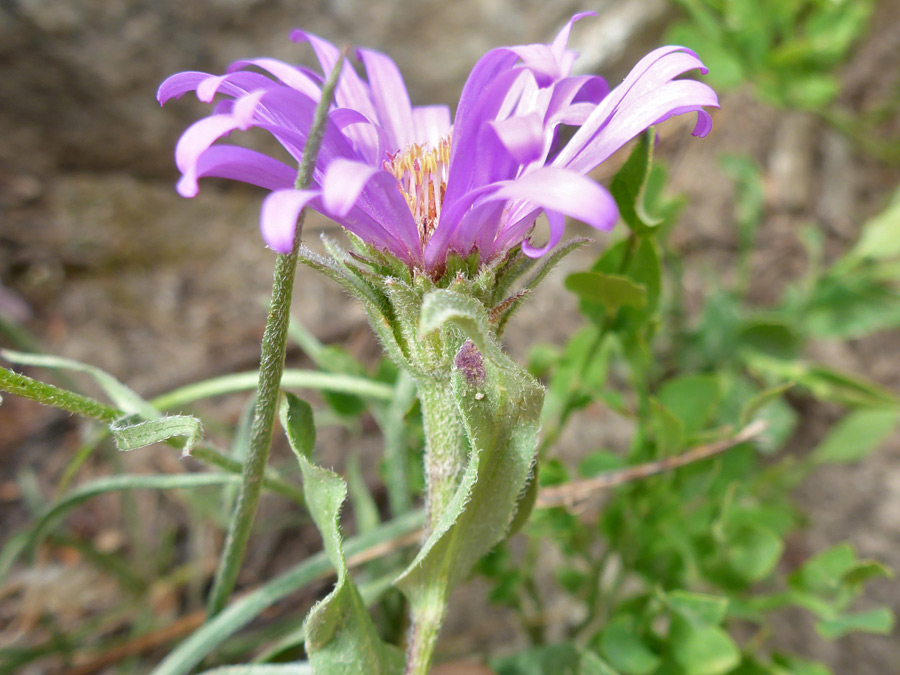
443;68;535;208
357;48;416;150
195;71;280;103
175;115;244;196
321;159;423;264
321;159;381;216
227;58;323;99
489;112;544;165
290;29;378;120
190;145;297;191
493;166;619;236
158;72;209;105
551;12;596;60
521;209;565;257
411;105;452;147
554;47;718;173
260;189;321;252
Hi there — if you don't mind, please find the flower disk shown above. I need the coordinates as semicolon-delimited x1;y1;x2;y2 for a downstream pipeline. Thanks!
159;13;718;276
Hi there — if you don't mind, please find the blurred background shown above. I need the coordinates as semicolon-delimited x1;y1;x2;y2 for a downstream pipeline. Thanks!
1;1;899;673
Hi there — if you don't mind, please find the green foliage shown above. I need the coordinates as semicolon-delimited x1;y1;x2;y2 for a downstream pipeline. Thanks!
281;393;404;674
480;127;898;673
666;0;874;109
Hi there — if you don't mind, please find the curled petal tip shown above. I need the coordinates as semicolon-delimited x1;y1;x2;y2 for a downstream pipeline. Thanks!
176;174;199;198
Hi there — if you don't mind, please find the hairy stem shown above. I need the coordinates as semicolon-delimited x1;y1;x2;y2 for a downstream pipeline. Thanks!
417;379;468;535
205;51;347;617
403;377;468;674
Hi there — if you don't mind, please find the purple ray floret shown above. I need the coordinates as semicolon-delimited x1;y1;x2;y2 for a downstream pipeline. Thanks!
159;13;718;274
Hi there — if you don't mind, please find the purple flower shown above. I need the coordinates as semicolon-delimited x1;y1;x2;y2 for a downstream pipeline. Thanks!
159;13;717;275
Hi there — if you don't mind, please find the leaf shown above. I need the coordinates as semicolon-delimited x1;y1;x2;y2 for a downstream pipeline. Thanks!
665;590;730;625
150;370;393;411
669;619;740;675
565;272;647;317
600;616;661;675
849;187;900;262
657;374;720;436
739;382;794;426
396;328;543;642
812;408;898;464
110;414;203;455
1;348;158;419
150;510;424;675
816;607;894;640
610;129;664;234
725;523;784;582
280;393;403;675
419;289;500;361
492;643;618;675
743;353;899;408
802;273;900;340
738;320;802;360
650;399;685;455
281;394;316;459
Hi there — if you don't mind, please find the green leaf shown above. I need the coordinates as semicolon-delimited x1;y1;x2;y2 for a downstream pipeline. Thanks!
725;523;784;582
396;335;543;640
150;369;394;411
151;509;424;675
419;288;500;361
812;408;899;464
738;320;801;360
492;643;618;675
578;451;626;477
771;653;832;675
849;187;900;262
1;348;158;419
600;616;661;675
110;414;203;455
816;607;894;640
280;393;403;674
669;619;740;675
280;394;316;459
789;543;868;596
650;399;685;455
665;590;730;625
802;273;900;340
743;353;900;408
657;374;720;436
739;382;794;426
610;129;664;234
565;272;647;317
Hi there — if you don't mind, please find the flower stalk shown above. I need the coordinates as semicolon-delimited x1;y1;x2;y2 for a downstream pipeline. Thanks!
417;378;468;533
205;50;347;617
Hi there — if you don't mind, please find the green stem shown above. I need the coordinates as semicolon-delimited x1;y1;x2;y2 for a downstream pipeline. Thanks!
402;377;468;674
417;379;467;534
405;584;451;675
205;51;347;617
0;367;119;422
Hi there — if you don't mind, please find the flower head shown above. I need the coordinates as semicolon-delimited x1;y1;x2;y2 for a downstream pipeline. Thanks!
159;13;717;275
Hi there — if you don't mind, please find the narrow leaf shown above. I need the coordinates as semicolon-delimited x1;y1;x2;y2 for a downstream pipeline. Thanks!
281;393;403;674
812;408;899;464
111;414;203;455
1;348;158;419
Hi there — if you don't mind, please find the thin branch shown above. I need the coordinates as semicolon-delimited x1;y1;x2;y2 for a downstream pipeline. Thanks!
535;420;768;509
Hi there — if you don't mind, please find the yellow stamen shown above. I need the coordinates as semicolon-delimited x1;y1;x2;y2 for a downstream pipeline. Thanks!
384;134;451;243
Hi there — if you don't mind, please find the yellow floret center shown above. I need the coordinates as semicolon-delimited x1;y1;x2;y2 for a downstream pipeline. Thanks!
384;134;451;243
